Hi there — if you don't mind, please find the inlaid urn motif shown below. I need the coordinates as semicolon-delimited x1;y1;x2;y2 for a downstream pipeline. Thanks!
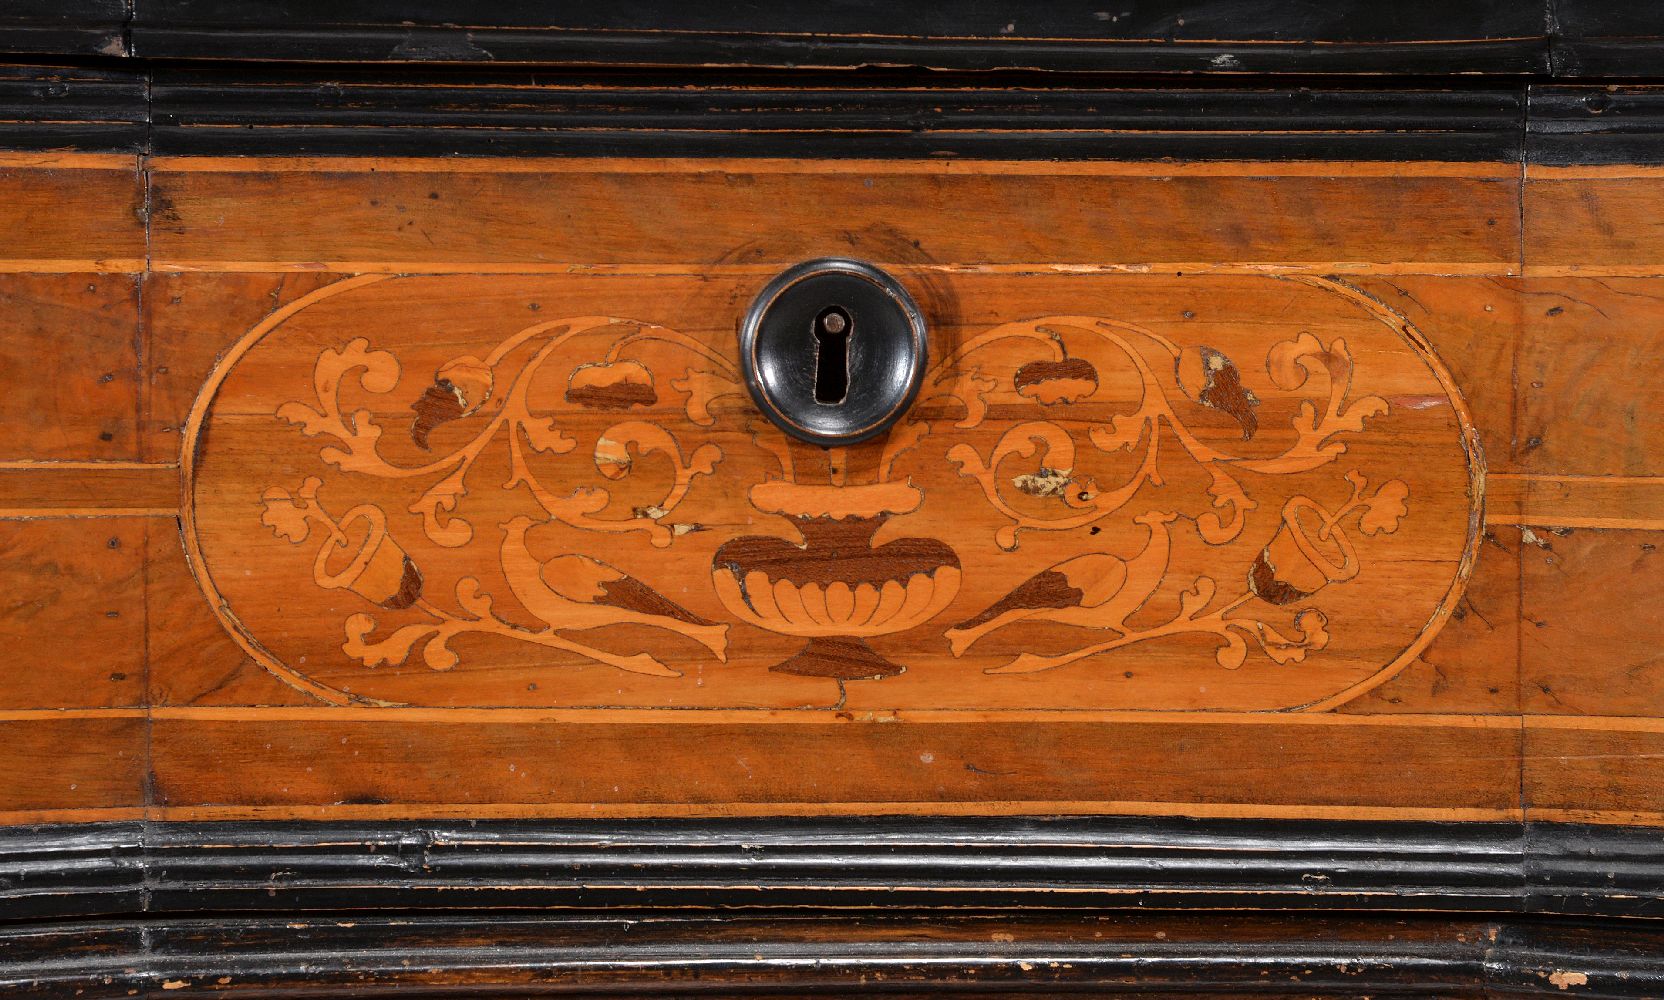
713;481;961;680
182;271;1479;711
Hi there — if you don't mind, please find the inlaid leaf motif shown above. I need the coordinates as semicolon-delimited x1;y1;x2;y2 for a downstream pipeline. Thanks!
1360;479;1411;536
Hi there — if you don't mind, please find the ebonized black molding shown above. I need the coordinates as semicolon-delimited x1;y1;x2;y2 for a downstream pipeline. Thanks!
146;74;1527;160
1549;3;1664;78
0;65;145;152
0;819;1660;994
1;818;1659;921
18;67;1664;166
122;0;1555;75
6;2;1664;80
3;914;1663;997
0;2;129;60
1529;86;1664;165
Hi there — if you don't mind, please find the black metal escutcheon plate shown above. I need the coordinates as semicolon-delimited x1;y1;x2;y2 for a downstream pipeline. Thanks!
740;258;927;448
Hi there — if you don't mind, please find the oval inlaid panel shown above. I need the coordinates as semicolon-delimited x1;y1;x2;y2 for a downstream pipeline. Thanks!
183;271;1481;711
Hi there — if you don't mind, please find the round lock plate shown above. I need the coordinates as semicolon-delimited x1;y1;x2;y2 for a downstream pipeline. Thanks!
740;259;927;447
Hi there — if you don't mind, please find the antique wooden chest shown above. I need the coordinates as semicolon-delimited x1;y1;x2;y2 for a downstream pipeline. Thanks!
3;2;1664;995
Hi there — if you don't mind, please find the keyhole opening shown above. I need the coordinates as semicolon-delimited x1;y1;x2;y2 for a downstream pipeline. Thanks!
813;307;851;404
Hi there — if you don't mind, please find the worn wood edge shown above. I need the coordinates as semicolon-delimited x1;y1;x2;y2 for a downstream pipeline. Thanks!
0;913;1659;998
0;818;1660;920
11;2;1660;82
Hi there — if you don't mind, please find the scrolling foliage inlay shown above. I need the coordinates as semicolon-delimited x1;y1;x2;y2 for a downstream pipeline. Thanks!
184;273;1480;711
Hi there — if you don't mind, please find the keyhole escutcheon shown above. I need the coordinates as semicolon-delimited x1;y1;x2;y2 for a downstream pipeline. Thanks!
739;258;926;447
814;307;851;404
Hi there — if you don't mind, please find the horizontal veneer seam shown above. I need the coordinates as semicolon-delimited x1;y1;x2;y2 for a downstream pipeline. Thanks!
0;508;177;519
0;260;147;273
145;260;1524;276
146;802;1527;822
1486;514;1664;529
131;708;1664;734
0;152;138;169
0;461;177;470
145;706;1525;726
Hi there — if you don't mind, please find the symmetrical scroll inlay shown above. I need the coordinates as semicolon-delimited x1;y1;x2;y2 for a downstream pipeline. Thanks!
183;273;1480;710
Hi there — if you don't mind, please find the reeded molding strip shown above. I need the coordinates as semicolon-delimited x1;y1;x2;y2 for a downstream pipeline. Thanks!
8;913;1664;998
0;817;1660;918
146;78;1528;160
126;1;1551;75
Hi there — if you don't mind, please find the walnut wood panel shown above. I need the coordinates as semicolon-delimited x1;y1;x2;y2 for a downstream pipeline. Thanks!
142;270;339;463
0;155;142;268
1510;165;1664;833
1514;277;1664;477
1320;276;1523;718
0;274;141;462
0;159;150;831
148;158;1521;272
1524;168;1664;275
149;716;1520;821
0;520;144;708
0;717;143;822
146;519;319;708
4;153;1664;828
1525;720;1664;826
0;463;176;516
134;159;1517;820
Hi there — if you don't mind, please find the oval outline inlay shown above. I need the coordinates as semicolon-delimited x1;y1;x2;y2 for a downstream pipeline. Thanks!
180;271;1484;712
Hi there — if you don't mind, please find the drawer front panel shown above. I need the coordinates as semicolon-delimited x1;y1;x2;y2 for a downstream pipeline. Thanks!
0;147;1659;828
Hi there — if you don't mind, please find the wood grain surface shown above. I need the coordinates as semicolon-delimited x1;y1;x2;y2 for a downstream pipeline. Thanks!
0;152;1660;829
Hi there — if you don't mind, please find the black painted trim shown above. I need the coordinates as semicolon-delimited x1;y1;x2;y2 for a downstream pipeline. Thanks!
3;819;1658;993
0;2;129;60
0;913;1659;997
143;72;1527;160
0;818;1660;920
1549;3;1664;78
0;65;1545;161
122;0;1552;75
15;65;1664;167
17;46;1664;162
0;822;142;921
1528;86;1664;165
0;64;146;152
6;3;1664;83
140;816;1529;915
